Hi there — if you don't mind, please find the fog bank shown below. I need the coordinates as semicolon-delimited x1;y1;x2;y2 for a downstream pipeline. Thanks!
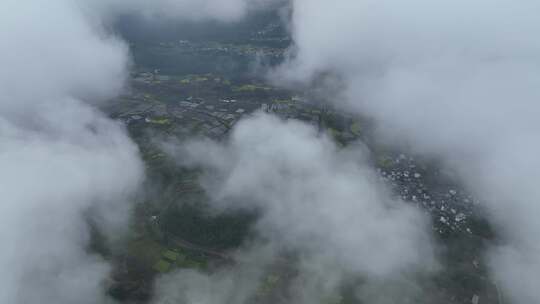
160;113;437;303
1;0;284;302
274;1;540;302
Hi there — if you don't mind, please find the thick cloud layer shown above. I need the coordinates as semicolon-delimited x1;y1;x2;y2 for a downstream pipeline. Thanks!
89;0;278;22
1;1;137;303
153;245;275;304
0;106;142;303
161;113;436;303
275;0;540;302
2;0;275;302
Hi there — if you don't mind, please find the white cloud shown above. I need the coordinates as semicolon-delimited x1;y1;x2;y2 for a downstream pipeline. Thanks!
0;0;143;302
275;1;540;302
161;113;436;303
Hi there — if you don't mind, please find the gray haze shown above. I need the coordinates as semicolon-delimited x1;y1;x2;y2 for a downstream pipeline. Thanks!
153;244;275;304
88;0;279;22
274;0;540;302
160;113;436;303
0;1;143;303
0;0;262;303
8;0;538;302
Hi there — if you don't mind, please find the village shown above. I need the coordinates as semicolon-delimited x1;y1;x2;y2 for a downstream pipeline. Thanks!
110;70;485;237
102;69;496;304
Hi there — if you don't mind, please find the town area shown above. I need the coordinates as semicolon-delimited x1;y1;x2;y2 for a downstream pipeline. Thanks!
101;68;498;304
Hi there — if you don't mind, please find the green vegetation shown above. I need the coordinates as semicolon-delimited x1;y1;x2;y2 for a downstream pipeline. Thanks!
128;237;164;265
377;156;394;168
149;153;165;160
162;249;207;270
162;250;180;262
257;274;280;296
161;203;256;250
177;259;206;270
141;147;166;162
153;260;171;273
128;237;207;274
177;74;218;85
350;122;362;136
327;128;342;140
233;84;272;92
147;117;171;125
